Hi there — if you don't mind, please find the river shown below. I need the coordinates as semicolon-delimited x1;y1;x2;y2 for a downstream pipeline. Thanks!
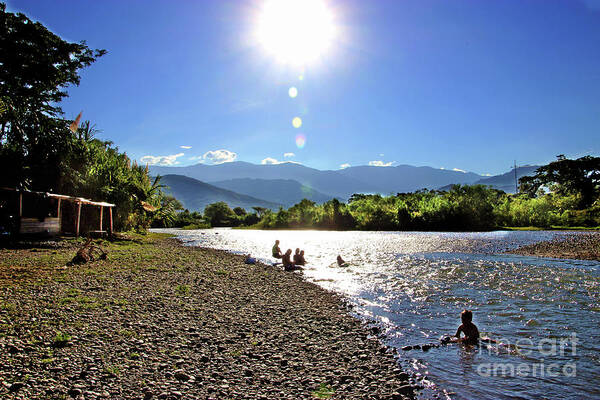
152;228;600;400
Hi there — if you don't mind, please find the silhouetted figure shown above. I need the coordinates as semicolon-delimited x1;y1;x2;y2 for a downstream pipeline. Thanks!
455;309;480;345
283;249;303;271
272;240;282;259
293;248;306;265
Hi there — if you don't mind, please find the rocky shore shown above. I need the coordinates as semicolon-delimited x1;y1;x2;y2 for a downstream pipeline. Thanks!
507;231;600;261
0;233;416;399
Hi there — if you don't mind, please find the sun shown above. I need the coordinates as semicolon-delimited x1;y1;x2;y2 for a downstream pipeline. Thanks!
255;0;336;66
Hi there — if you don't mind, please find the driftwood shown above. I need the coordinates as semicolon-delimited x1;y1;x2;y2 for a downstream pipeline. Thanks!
68;238;107;265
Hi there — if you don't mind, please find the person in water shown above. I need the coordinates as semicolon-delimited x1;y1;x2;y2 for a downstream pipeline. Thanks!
293;248;305;265
336;255;347;267
455;309;480;344
272;240;282;259
282;249;303;271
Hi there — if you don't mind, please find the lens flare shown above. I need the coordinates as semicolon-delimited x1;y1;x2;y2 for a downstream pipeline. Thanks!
288;87;298;98
292;116;302;128
295;134;306;148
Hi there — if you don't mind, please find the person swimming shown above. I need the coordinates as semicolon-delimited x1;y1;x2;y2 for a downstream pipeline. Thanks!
455;309;480;345
336;255;348;267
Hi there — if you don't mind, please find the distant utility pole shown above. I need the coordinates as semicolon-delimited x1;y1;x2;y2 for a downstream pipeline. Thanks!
514;160;518;193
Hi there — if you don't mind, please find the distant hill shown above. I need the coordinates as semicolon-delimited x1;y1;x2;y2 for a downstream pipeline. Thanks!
337;165;481;194
438;166;539;193
211;178;335;207
151;161;485;199
471;165;540;193
151;161;383;199
159;174;281;212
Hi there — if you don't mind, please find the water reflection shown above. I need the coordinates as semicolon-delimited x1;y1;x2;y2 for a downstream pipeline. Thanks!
154;228;600;400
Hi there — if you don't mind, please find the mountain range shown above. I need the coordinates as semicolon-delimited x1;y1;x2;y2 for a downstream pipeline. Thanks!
159;174;281;212
151;162;540;212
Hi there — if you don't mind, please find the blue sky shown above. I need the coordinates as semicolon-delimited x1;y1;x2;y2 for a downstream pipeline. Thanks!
8;0;600;175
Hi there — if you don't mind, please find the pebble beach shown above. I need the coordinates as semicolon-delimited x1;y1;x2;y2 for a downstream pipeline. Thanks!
506;231;600;261
0;233;416;400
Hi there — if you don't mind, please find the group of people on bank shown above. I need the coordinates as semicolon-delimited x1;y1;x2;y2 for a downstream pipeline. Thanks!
271;239;349;271
272;240;306;271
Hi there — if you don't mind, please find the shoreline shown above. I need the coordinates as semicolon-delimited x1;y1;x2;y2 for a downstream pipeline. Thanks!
0;233;416;399
506;231;600;261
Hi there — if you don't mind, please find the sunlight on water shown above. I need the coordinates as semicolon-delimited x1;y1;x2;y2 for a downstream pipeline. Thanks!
154;228;600;400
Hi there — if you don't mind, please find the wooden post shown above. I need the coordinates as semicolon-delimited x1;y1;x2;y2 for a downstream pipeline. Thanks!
57;198;62;234
19;193;22;217
76;202;82;237
99;206;103;231
109;207;113;234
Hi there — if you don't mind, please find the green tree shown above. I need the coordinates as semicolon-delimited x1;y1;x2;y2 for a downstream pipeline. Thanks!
233;207;247;217
204;202;237;227
0;3;105;191
520;155;600;208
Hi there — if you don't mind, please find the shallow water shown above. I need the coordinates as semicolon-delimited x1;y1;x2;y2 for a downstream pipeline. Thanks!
153;229;600;400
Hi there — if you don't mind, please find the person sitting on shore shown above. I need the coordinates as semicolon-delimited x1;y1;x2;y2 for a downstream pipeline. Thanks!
293;248;305;265
299;250;306;265
282;249;303;271
337;255;348;267
272;240;282;259
455;309;480;345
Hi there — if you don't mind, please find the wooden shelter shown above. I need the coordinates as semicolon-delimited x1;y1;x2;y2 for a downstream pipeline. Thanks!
0;188;115;237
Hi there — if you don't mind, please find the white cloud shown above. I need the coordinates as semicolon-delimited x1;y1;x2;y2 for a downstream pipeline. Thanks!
452;168;467;173
189;149;237;165
368;160;394;167
283;152;295;158
203;149;237;164
339;163;351;169
379;153;384;157
180;145;192;149
140;153;185;166
261;157;282;165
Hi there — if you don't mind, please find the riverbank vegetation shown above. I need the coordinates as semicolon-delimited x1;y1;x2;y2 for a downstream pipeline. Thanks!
0;4;178;231
161;156;599;232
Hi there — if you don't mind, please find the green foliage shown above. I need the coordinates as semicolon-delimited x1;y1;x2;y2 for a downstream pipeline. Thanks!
175;284;190;296
312;382;335;399
204;201;239;227
249;183;600;231
58;126;167;230
0;5;176;232
0;4;106;191
520;155;600;208
52;331;72;347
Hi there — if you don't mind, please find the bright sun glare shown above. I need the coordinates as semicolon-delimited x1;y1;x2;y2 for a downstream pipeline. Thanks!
255;0;336;66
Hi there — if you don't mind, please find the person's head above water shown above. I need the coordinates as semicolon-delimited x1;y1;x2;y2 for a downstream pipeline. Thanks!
286;249;292;255
300;250;304;255
295;248;300;254
275;240;279;245
461;309;473;323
